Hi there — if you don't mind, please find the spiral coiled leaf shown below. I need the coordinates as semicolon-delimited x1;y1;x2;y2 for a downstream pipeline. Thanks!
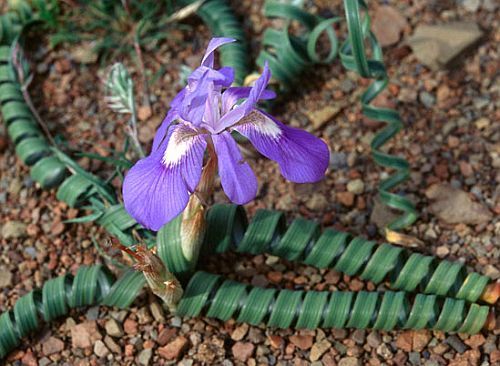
177;271;490;334
0;266;144;359
203;204;492;304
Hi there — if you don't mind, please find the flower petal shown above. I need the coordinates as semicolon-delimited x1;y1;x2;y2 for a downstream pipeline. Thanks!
234;110;329;183
222;86;276;115
152;88;186;152
201;37;236;67
212;131;258;204
215;62;272;133
123;124;207;231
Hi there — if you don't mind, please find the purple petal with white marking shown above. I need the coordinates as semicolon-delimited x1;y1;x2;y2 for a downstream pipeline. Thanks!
234;110;329;183
123;124;207;231
151;88;187;152
212;131;258;204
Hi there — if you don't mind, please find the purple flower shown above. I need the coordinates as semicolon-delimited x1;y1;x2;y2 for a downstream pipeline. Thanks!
123;37;330;231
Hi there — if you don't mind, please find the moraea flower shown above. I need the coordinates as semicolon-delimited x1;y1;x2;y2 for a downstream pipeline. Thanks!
123;37;329;231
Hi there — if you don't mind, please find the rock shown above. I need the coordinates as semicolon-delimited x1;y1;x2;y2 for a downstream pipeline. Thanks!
408;22;482;70
367;332;382;348
446;335;467;354
138;106;152;122
330;152;348;170
94;340;110;358
150;302;166;322
0;267;13;287
124;318;138;335
21;351;37;366
305;193;328;211
336;191;355;207
426;184;492;225
268;335;283;349
289;335;314;350
435;245;450;257
305;105;342;130
377;344;393;359
137;348;153;366
370;197;401;229
1;221;27;239
474;117;490;129
412;331;431;352
104;335;122;354
158;336;189;360
231;323;249;341
137;306;153;324
105;318;124;337
85;306;99;320
231;342;255;362
396;331;431;352
483;265;500;280
158;328;177;346
347;179;364;195
464;334;485;348
371;5;408;46
42;337;64;356
338;356;362;366
419;91;435;108
310;339;331;362
351;330;366;344
462;0;481;12
71;321;102;349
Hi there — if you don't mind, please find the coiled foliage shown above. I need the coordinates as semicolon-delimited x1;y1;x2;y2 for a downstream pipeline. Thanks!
0;266;145;359
196;204;492;305
177;271;490;335
0;0;496;361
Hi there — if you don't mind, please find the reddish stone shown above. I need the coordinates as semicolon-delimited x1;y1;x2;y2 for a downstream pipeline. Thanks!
158;336;189;360
231;342;255;362
337;192;355;207
289;335;314;350
268;335;283;349
123;318;138;335
42;337;64;356
157;328;177;346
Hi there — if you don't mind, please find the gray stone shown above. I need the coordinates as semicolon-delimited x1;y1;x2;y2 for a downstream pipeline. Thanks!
462;0;481;12
445;335;467;353
171;316;182;327
330;152;348;170
85;306;99;320
367;331;382;348
1;221;27;239
94;340;110;358
137;348;153;366
426;184;492;225
105;318;124;338
0;267;13;287
419;91;435;108
338;357;362;366
351;329;366;344
347;179;364;195
409;352;421;365
408;22;482;70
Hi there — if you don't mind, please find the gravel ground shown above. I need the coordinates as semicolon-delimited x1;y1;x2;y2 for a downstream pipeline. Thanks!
0;1;499;365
